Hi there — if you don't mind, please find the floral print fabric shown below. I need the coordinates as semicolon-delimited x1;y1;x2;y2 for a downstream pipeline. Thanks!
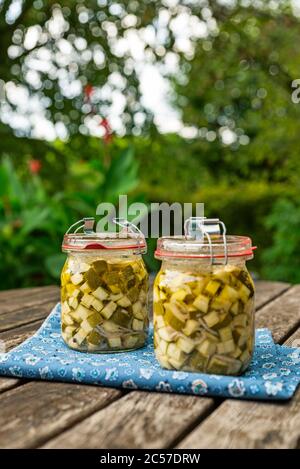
0;303;299;400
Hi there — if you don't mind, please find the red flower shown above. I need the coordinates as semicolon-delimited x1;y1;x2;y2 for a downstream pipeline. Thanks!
84;84;94;100
28;159;42;174
99;117;113;144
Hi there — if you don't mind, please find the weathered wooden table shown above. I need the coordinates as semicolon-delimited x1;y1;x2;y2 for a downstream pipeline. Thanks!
0;281;299;449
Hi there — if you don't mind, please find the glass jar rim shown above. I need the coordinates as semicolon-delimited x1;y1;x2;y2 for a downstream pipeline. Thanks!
155;235;255;261
62;232;147;254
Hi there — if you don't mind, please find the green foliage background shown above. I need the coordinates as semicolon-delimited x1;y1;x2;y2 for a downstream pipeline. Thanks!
1;1;300;288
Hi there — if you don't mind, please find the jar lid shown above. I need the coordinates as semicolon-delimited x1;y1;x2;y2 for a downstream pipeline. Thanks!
155;235;255;261
155;217;256;263
62;218;146;254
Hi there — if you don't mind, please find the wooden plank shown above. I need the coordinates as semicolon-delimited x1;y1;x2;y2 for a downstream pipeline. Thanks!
255;285;300;343
0;377;21;393
0;300;58;332
40;282;291;449
255;280;290;309
42;391;216;449
178;287;300;449
0;381;122;449
0;286;59;315
0;319;43;351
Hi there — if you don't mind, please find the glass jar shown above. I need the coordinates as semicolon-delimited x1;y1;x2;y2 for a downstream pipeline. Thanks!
153;219;256;375
60;219;149;352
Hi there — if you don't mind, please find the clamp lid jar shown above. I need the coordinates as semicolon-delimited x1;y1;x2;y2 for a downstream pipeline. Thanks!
153;217;256;375
60;218;149;353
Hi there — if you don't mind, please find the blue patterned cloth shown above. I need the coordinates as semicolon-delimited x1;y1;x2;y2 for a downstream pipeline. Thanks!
0;303;299;400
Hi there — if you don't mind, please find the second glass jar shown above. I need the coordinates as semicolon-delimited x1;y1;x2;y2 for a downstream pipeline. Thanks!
153;235;255;375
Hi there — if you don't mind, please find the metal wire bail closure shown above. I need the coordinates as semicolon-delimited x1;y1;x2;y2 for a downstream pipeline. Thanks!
184;217;228;265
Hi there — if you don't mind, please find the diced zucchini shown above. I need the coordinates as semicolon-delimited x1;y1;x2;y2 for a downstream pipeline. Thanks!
64;325;76;337
87;311;103;328
132;318;144;331
132;301;144;319
68;296;78;310
197;339;216;357
207;356;231;374
164;302;186;331
117;296;131;308
81;293;94;308
230;301;239;316
87;330;102;345
239;283;251;303
62;313;74;326
218;285;239;303
240;349;251;364
168;356;186;369
81;319;94;333
76;304;92;320
170;289;189;302
108;336;122;348
70;273;83;285
66;283;77;296
93;286;109;301
154;315;165;329
182;319;199;336
123;334;139;349
188;351;208;370
92;298;104;312
80;281;92;293
232;314;247;328
110;293;123;301
219;326;232;342
92;260;107;274
61;301;71;315
217;339;235;354
155;351;172;369
111;308;130;327
101;321;120;333
203;310;220;328
204;280;221;296
193;294;210;314
73;328;89;345
157;326;178;342
101;301;117;319
176;336;195;354
86;268;101;289
154;300;164;316
157;338;169;355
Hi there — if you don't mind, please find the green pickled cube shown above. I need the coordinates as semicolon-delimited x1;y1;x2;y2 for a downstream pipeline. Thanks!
111;308;130;327
164;303;186;331
207;356;230;374
87;311;103;328
92;260;108;274
87;330;102;345
86;268;102;289
188;351;208;371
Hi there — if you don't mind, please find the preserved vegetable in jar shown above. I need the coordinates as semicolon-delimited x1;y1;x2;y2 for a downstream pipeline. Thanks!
61;218;149;352
153;217;256;375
